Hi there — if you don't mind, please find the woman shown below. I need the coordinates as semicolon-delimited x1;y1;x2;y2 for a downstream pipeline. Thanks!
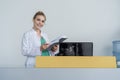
21;11;58;68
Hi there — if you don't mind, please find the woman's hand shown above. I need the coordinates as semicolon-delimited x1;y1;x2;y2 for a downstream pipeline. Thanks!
40;43;49;51
51;45;58;52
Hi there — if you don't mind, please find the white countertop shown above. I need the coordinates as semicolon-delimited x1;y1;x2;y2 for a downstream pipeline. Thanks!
0;68;120;80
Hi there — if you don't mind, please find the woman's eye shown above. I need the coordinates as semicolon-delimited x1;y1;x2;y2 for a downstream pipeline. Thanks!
37;19;40;21
42;20;45;23
36;19;45;23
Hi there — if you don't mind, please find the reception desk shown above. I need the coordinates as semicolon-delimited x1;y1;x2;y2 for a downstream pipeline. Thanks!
0;56;118;80
36;56;116;68
0;68;120;80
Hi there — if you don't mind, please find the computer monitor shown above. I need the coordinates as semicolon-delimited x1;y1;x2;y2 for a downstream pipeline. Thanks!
56;42;93;56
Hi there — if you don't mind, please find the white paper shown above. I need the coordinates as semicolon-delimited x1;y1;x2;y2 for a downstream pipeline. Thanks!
47;35;67;50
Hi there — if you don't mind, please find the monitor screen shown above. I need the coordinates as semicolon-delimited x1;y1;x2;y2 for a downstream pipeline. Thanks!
56;42;93;56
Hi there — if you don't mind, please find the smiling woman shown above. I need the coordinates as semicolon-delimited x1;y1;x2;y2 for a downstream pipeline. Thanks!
21;11;58;68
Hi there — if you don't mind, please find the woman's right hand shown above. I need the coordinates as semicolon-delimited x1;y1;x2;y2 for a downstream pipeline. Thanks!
40;43;49;51
51;45;58;52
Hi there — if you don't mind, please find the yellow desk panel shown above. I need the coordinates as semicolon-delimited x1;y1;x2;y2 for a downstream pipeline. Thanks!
36;56;116;68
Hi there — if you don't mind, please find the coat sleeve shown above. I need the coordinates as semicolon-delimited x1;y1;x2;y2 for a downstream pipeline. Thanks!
21;33;42;57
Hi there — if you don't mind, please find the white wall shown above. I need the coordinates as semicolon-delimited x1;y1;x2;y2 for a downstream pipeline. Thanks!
0;0;120;67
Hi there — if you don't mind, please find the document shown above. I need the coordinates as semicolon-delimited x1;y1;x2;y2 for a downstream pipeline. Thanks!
47;35;67;50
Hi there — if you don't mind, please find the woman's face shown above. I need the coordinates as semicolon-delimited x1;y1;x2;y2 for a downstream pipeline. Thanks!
33;15;45;30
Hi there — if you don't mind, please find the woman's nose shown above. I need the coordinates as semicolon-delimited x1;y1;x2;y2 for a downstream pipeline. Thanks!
39;21;42;24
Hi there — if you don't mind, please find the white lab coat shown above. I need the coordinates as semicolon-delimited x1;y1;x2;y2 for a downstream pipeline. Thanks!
21;29;57;68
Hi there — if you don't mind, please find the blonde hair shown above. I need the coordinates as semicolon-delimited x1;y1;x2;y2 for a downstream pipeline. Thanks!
33;11;46;21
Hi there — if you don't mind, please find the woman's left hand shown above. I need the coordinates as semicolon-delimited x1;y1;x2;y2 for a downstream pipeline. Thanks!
51;45;58;52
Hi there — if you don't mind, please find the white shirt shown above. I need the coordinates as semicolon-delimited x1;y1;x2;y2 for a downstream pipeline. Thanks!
21;29;58;68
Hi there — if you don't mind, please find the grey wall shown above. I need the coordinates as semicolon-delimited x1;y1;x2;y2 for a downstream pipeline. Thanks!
0;0;120;67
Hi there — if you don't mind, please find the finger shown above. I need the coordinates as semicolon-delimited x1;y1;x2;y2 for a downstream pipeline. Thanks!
44;43;49;45
44;43;49;47
55;45;58;47
53;46;58;51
